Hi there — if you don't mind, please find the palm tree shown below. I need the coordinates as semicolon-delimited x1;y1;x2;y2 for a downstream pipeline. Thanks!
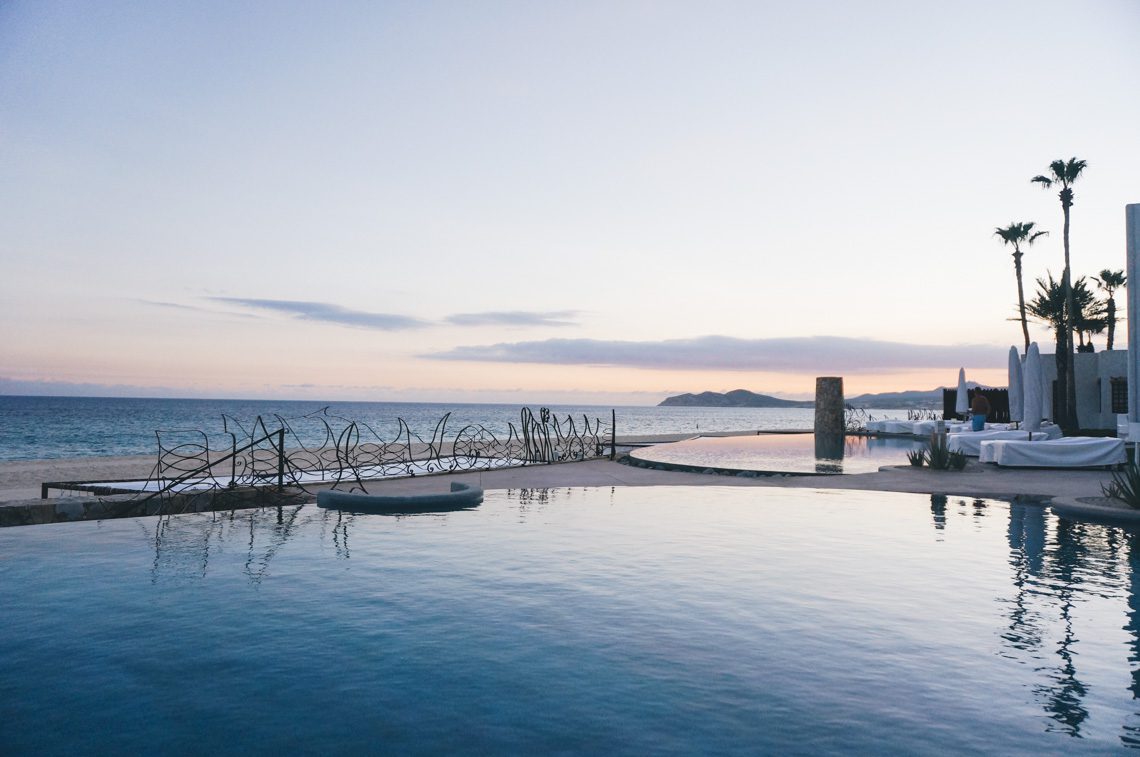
1093;269;1126;350
1032;157;1088;431
1027;275;1102;418
1027;273;1068;359
1074;295;1106;351
995;221;1048;354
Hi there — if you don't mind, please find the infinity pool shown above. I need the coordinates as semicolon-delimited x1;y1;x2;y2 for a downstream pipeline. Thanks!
3;487;1140;754
630;433;926;474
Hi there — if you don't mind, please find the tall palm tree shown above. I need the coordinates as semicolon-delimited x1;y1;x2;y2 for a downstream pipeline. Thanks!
1032;157;1088;431
995;221;1048;354
1074;296;1106;351
1027;274;1102;421
1027;272;1069;359
1093;268;1126;350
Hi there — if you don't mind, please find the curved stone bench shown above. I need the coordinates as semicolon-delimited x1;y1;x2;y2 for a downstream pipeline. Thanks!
316;481;484;513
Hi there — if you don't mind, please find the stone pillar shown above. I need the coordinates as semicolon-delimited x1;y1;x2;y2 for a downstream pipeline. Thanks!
1129;204;1140;424
814;377;845;436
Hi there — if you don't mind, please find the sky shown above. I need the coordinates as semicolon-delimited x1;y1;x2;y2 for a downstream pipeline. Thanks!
2;1;1138;405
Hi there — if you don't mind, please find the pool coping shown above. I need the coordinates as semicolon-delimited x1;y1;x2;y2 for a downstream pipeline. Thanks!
624;433;925;478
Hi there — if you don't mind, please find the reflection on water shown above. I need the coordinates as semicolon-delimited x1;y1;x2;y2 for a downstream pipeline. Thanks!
139;494;1140;749
137;506;356;583
9;488;1140;753
952;497;1140;748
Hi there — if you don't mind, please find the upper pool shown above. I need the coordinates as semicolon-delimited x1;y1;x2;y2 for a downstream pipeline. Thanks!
3;487;1140;754
630;432;927;474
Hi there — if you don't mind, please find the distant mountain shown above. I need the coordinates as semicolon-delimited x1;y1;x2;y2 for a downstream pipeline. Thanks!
658;389;814;408
845;386;964;409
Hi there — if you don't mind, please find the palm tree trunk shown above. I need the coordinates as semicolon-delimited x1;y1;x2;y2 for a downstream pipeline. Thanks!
1054;327;1067;424
1014;251;1030;354
1107;298;1116;350
1061;204;1077;432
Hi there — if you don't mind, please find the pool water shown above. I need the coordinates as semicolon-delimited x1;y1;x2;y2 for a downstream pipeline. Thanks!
3;487;1140;754
630;432;927;474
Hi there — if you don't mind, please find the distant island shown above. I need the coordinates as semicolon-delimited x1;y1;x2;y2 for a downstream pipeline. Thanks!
658;390;813;408
658;387;946;409
845;388;944;409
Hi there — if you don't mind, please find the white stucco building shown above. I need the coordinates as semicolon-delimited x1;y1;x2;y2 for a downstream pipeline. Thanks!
1039;350;1130;430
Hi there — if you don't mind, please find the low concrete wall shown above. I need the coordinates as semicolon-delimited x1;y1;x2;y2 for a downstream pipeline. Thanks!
0;487;310;527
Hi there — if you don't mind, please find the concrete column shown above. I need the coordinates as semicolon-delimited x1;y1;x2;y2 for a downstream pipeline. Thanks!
1129;204;1140;424
814;377;845;436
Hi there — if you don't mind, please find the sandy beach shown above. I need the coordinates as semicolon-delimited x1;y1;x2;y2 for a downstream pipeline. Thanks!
0;454;158;501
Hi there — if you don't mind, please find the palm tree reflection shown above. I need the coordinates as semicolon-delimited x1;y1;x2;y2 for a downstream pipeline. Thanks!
929;494;947;535
1000;506;1140;743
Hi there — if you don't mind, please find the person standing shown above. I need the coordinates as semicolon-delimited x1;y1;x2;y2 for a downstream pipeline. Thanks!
970;394;991;432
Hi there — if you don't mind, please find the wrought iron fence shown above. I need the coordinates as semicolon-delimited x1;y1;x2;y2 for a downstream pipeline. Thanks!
42;406;615;513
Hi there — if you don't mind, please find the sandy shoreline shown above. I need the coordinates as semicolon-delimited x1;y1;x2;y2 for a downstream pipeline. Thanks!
1;455;159;501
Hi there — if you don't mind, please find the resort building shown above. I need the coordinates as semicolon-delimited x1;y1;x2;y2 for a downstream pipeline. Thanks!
1039;349;1129;431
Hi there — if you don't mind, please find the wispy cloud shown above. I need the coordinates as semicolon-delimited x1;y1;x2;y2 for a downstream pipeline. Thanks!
444;310;580;327
423;335;1006;373
210;298;430;331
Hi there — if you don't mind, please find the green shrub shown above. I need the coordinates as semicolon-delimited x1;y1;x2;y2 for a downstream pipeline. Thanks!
906;449;927;467
1102;463;1140;509
927;433;951;470
923;435;968;471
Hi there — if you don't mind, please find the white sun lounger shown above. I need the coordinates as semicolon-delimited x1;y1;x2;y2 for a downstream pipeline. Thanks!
865;420;1062;439
979;437;1126;468
864;420;912;434
948;430;1049;457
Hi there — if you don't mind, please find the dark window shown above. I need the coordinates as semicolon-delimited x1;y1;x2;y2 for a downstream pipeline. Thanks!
1111;377;1128;415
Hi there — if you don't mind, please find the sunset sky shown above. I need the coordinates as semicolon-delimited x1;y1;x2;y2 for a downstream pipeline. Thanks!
2;1;1138;405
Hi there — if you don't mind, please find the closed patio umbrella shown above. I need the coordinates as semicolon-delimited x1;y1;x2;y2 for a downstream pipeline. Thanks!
956;368;969;418
1008;346;1023;424
1023;343;1042;432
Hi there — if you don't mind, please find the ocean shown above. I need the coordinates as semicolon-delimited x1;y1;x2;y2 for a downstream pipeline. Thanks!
0;395;913;462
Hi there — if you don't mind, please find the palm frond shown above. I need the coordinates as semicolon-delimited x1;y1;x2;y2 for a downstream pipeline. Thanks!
994;224;1018;244
1063;157;1088;183
1094;268;1126;292
1031;174;1053;188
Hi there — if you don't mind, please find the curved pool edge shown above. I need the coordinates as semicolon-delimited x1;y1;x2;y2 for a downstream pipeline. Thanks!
1050;496;1140;526
627;433;926;477
623;453;838;478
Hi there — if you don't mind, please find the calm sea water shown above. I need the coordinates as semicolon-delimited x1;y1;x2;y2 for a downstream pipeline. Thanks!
0;395;913;462
3;487;1139;754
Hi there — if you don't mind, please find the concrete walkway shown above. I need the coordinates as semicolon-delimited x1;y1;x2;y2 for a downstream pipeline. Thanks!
1;453;1130;527
303;457;1117;503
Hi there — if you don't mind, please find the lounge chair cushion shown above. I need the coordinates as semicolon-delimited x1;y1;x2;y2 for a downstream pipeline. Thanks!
979;437;1126;468
948;431;1048;457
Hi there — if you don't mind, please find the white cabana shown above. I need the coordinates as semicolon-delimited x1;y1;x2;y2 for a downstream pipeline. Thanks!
956;368;969;417
1023;343;1042;432
1008;346;1023;424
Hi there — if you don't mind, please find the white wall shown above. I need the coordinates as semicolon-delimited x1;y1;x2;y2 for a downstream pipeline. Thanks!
1039;349;1129;430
